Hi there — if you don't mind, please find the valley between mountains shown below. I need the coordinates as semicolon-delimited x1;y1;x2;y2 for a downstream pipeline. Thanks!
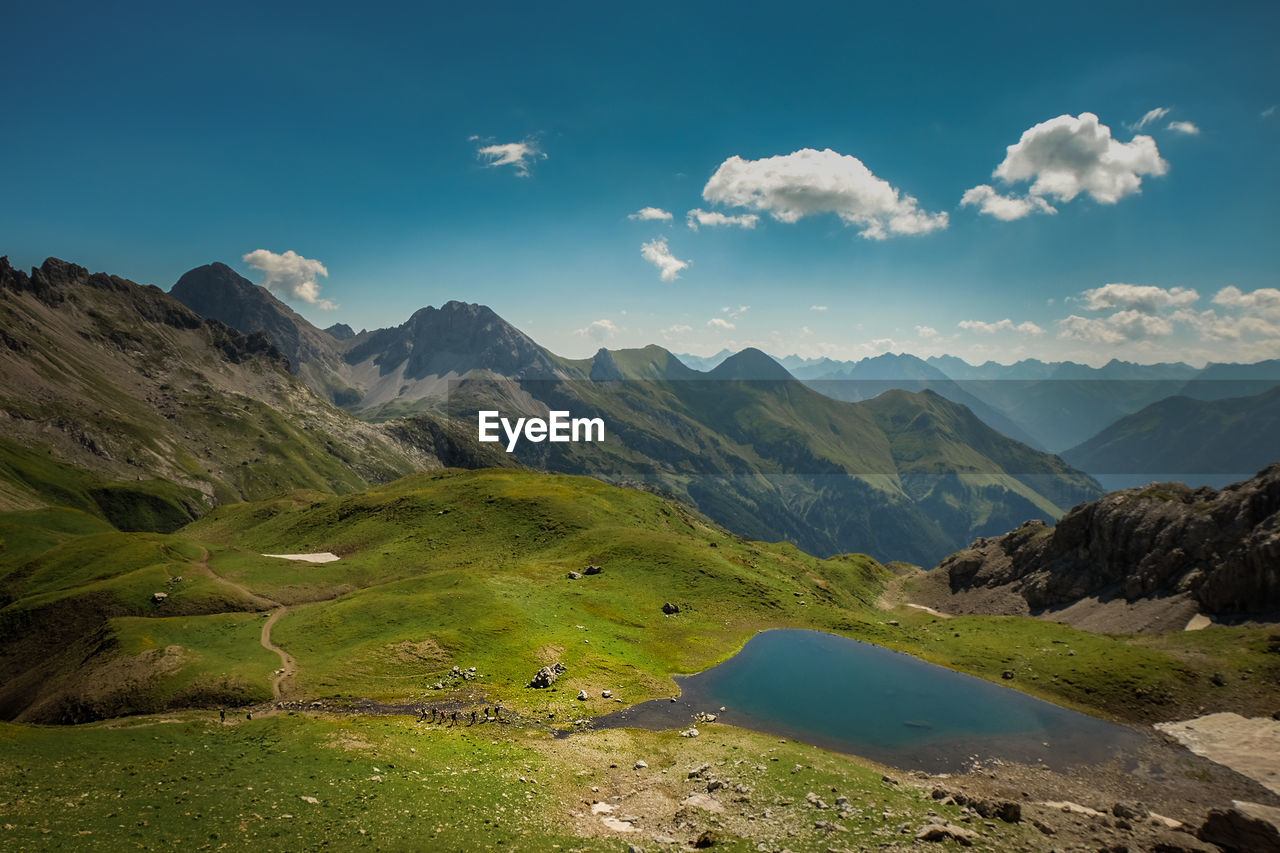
2;256;1279;852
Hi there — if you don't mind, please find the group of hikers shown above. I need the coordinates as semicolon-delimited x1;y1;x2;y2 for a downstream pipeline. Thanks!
418;705;505;726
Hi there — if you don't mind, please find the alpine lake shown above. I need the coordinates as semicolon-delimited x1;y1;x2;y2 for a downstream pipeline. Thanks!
587;629;1145;773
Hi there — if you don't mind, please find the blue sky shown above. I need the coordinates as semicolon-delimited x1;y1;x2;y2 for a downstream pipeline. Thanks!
3;1;1278;365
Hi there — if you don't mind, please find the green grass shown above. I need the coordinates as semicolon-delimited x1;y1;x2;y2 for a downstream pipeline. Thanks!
871;605;1280;723
108;611;279;707
188;469;887;710
0;712;1033;852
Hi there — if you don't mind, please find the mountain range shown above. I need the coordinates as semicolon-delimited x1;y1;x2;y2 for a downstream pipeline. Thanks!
165;261;1101;565
692;350;1280;458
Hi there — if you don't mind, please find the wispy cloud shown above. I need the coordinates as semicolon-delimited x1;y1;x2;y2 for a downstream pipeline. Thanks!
707;317;735;330
686;208;759;230
640;238;689;281
722;305;750;320
809;305;828;312
629;206;673;221
574;318;618;341
1167;120;1200;135
242;249;335;309
1130;106;1170;131
958;318;1045;335
475;138;545;177
701;147;948;240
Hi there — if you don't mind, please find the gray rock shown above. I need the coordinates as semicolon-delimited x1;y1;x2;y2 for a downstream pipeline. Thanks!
567;571;583;580
934;464;1280;618
662;601;680;614
151;592;168;603
1198;807;1280;853
529;662;566;688
584;564;603;575
1113;801;1148;821
916;821;978;846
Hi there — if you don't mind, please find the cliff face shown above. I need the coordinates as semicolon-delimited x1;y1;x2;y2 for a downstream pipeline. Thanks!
934;463;1280;619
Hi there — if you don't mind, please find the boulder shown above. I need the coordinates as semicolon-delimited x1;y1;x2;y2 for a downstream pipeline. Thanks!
583;564;602;575
567;571;583;580
916;821;978;846
662;602;680;614
529;662;566;688
577;689;588;700
151;592;168;603
1198;807;1280;852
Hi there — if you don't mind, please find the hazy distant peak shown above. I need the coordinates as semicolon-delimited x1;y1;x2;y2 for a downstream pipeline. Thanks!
708;347;793;380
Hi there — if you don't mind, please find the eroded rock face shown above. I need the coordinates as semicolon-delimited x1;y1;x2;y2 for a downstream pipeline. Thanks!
935;464;1280;617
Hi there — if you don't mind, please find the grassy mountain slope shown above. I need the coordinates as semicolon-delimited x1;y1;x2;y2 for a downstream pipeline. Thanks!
1063;386;1280;477
0;467;887;723
445;349;1101;565
0;257;435;526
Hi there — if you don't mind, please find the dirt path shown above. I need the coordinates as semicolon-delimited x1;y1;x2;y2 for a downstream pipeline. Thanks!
259;606;297;699
193;548;296;699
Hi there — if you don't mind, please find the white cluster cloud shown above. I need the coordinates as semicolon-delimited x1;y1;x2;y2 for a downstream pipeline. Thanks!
1168;120;1200;135
959;185;1057;221
916;325;939;339
1171;308;1280;341
707;317;735;330
1081;282;1199;312
1058;310;1174;344
1213;285;1280;317
574;318;618;341
629;206;673;221
1050;283;1280;353
475;139;545;177
242;249;335;309
957;318;1045;335
686;208;759;230
701;148;948;240
661;324;693;337
963;113;1168;220
640;238;689;281
722;305;750;319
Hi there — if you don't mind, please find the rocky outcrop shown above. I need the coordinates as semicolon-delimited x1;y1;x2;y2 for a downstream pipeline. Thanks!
934;464;1280;618
529;662;566;688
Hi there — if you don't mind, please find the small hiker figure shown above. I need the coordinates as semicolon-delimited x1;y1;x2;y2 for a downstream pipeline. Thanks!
246;711;252;721
483;707;491;721
219;708;226;723
430;707;438;722
450;711;458;726
469;710;477;726
494;704;503;720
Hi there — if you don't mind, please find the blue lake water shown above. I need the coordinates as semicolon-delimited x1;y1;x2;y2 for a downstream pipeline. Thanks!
590;629;1145;773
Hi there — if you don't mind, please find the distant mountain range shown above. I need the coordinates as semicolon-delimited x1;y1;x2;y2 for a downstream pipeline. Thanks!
682;350;1280;466
1061;386;1280;489
164;261;1100;565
